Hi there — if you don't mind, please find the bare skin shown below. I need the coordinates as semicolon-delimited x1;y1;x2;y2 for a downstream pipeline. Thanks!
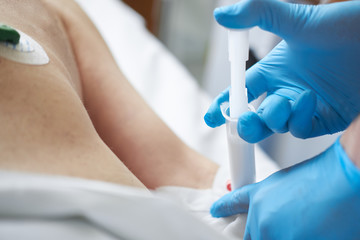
0;0;218;189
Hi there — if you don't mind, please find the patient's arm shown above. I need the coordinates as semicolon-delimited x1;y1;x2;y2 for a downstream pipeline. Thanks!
42;0;218;189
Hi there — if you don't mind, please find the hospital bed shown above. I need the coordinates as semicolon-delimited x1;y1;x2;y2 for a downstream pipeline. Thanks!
0;0;279;239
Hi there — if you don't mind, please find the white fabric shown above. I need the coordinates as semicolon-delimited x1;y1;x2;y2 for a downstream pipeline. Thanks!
0;0;280;239
0;171;230;240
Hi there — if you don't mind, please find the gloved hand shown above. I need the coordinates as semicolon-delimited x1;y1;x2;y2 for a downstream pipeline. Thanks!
211;137;360;239
204;0;360;143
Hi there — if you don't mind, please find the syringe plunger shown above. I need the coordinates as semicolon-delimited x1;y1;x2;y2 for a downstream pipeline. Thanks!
228;30;249;119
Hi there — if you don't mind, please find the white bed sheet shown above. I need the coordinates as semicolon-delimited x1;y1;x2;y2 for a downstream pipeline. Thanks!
0;170;230;240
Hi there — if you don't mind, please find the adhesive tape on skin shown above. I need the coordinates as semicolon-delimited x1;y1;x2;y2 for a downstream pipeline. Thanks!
0;30;49;65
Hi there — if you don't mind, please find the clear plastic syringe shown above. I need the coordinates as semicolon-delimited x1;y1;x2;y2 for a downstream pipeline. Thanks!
225;30;255;190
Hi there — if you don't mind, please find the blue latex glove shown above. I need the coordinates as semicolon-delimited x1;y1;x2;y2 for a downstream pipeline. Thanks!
211;137;360;239
204;0;360;143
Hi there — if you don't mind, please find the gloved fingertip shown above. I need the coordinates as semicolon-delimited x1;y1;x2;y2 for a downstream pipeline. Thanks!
238;112;273;143
204;112;218;128
213;5;234;24
210;198;237;218
210;187;251;218
213;7;223;19
289;90;317;138
204;89;229;127
260;94;291;133
210;201;224;218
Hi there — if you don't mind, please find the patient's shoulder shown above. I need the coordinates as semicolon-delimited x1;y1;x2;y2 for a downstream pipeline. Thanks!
0;0;82;96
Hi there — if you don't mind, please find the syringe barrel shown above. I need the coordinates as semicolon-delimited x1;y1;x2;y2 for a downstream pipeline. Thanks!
227;123;255;189
222;103;255;190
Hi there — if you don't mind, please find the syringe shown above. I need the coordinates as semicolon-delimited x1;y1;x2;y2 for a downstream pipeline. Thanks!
225;29;255;190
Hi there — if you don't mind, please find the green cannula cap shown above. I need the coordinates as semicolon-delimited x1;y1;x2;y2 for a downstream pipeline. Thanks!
0;24;20;44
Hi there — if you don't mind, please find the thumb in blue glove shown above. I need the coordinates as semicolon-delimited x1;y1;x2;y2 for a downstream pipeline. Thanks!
204;0;360;143
211;136;360;239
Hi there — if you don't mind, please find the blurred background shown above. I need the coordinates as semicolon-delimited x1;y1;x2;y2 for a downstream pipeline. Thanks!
122;0;341;168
